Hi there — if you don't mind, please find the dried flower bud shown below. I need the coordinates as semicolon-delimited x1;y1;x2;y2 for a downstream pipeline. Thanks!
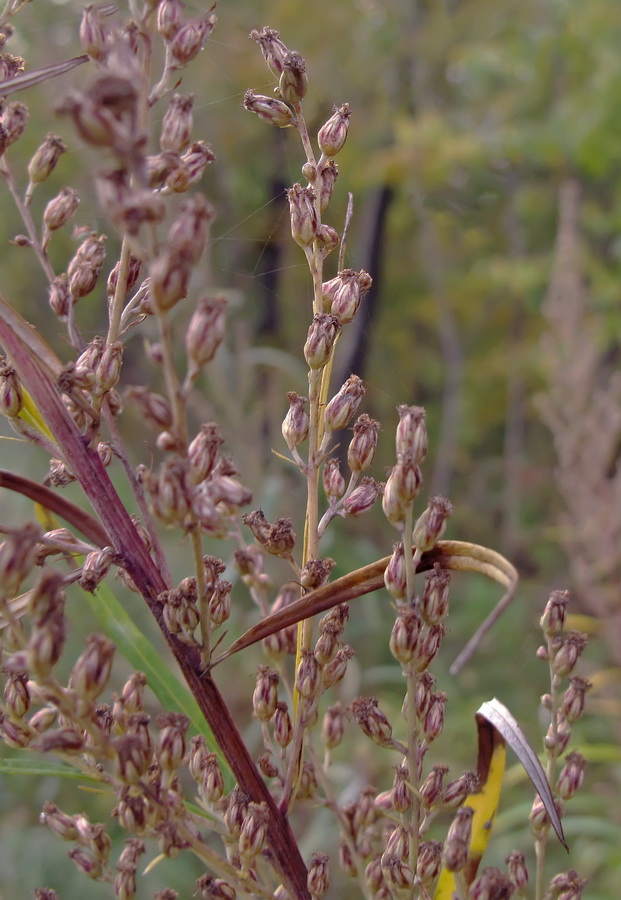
422;691;448;743
185;295;227;372
0;711;33;748
307;851;329;898
253;665;279;721
0;361;22;417
160;93;194;154
412;497;454;552
28;133;66;187
170;14;216;68
540;590;569;635
157;0;183;40
272;700;292;748
342;477;382;517
40;802;78;840
317;103;351;157
383;542;407;599
421;565;451;624
441;770;479;809
199;752;225;804
417;840;443;885
48;273;71;317
529;794;564;840
420;763;449;809
119;671;148;716
304;313;341;368
322;645;354;689
209;580;232;626
468;866;516;900
324;375;365;432
348;414;380;473
156;713;189;775
80;4;107;60
0;522;40;596
556;750;585;801
543;869;586;900
3;672;29;718
301;557;335;591
380;854;414;891
391;765;411;813
395;404;427;463
239;802;269;860
545;713;572;757
349;697;395;748
125;387;172;431
295;650;322;699
1;101;28;146
94;341;122;395
324;269;371;324
321;702;345;749
187;423;224;483
442;806;474;872
149;249;192;311
390;605;422;665
505;850;529;889
169;194;215;263
68;846;102;880
249;27;290;76
552;632;588;677
279;51;308;104
318;160;338;212
244;90;297;128
223;786;249;838
322;457;345;500
316;224;339;255
35;726;84;755
282;391;309;451
561;676;591;723
70;634;115;700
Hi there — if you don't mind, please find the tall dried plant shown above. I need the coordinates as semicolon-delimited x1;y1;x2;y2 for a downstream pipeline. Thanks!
0;4;590;899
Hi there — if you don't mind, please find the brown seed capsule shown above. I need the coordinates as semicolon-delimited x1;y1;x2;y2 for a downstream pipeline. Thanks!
28;133;66;187
318;103;351;158
348;697;395;748
1;101;28;146
170;14;216;68
442;806;474;872
307;851;329;898
48;273;71;317
253;666;279;721
324;375;365;432
316;224;339;255
347;414;380;473
160;93;194;154
279;51;308;104
80;4;107;60
560;675;591;723
322;645;354;689
552;632;588;677
421;565;451;624
322;458;346;500
422;691;448;743
304;313;341;368
384;542;407;599
156;712;189;774
441;770;479;809
0;522;41;597
342;477;382;517
282;391;309;451
505;850;529;889
244;90;297;128
318;159;339;212
239;801;269;861
540;589;569;635
389;605;422;665
0;360;22;417
412;497;454;552
185;295;227;371
321;702;345;749
70;633;115;700
249;27;290;76
468;866;516;900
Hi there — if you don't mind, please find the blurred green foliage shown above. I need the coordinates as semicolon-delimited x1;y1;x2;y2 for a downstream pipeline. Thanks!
1;0;620;897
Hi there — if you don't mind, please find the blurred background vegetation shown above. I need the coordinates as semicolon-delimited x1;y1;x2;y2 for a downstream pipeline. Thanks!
1;0;621;896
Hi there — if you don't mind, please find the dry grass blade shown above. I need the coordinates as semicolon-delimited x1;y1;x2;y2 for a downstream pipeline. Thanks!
0;55;89;98
212;540;518;667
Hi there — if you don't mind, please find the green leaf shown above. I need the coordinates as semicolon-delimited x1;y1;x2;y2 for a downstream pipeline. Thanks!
0;756;100;782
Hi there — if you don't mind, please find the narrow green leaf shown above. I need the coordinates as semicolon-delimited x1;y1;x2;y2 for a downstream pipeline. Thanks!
82;581;230;777
0;757;100;781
